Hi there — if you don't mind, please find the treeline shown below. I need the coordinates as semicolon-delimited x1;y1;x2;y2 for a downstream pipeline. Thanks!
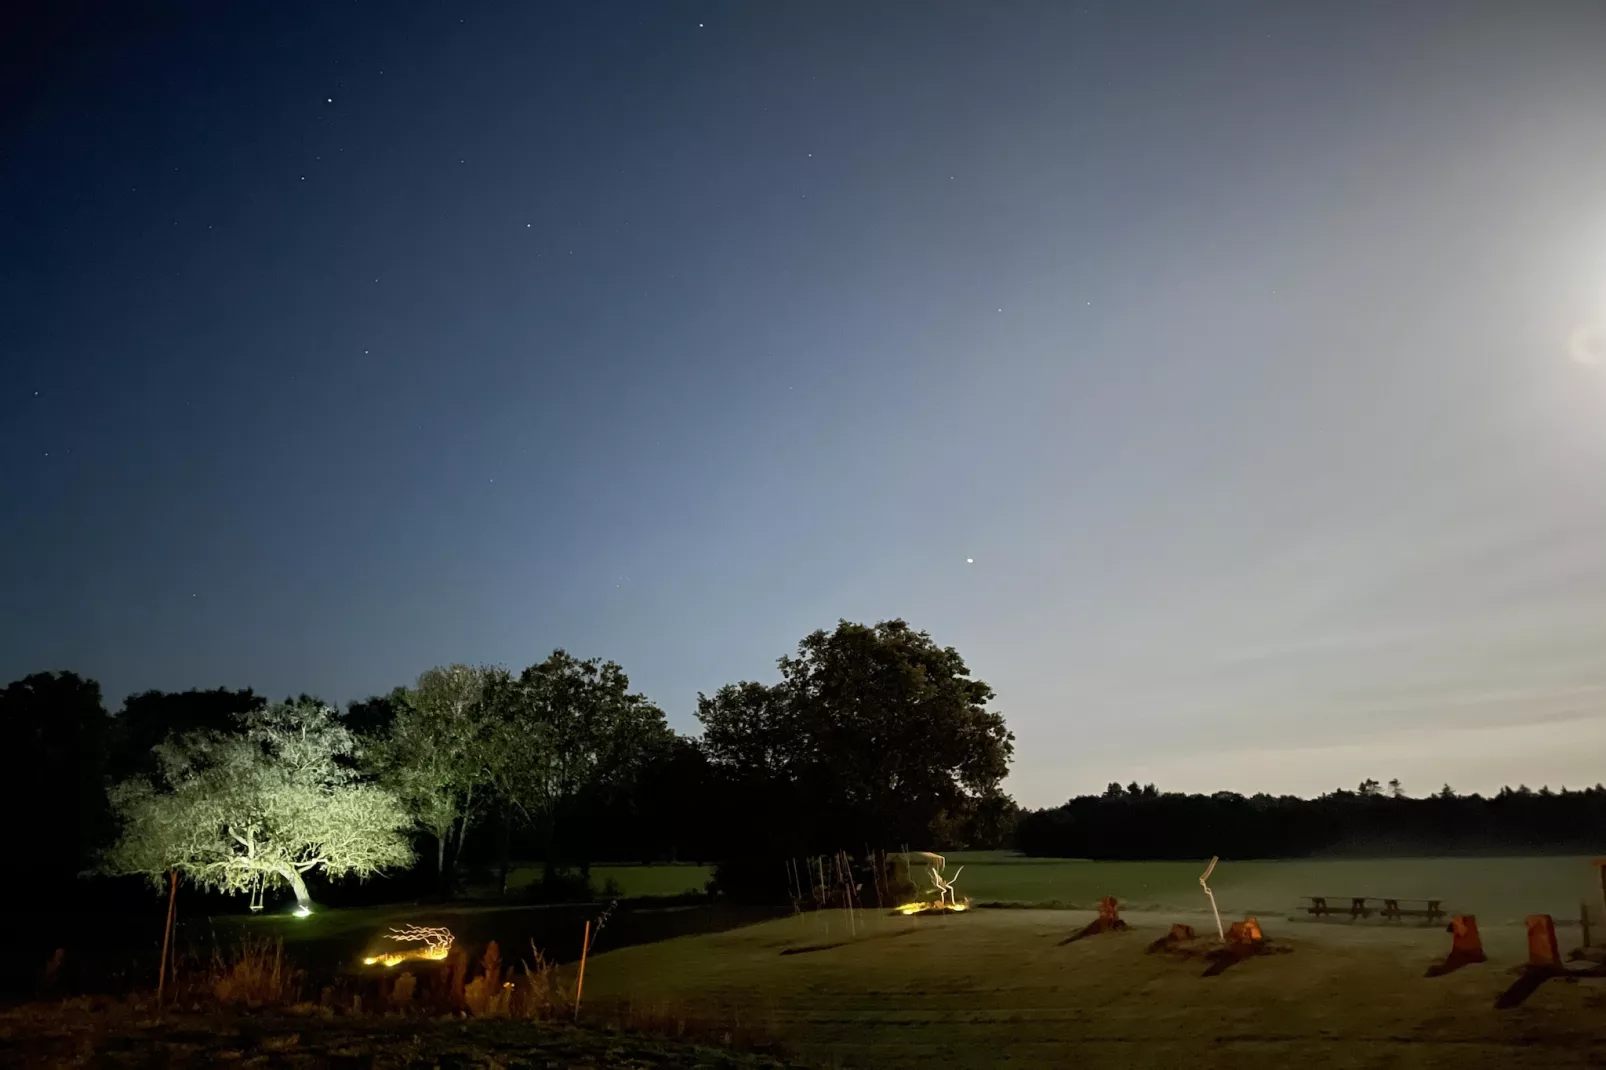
1016;780;1606;859
4;618;1017;909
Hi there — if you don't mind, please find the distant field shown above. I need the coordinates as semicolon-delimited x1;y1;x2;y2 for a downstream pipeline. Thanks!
501;862;714;899
934;852;1600;924
488;853;1601;924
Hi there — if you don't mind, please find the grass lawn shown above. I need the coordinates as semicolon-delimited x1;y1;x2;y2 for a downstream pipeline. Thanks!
232;898;780;976
230;855;1599;976
501;862;714;899
931;852;1601;923
199;856;1606;1067
579;904;1606;1068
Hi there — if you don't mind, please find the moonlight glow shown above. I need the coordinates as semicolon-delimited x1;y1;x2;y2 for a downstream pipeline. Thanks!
1568;323;1604;366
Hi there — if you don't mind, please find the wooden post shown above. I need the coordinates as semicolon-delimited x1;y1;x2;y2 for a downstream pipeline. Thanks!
156;870;178;1007
572;919;590;1020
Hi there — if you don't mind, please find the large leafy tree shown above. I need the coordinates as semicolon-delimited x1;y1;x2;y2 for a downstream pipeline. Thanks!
366;666;498;880
486;650;673;884
101;700;413;911
698;619;1014;851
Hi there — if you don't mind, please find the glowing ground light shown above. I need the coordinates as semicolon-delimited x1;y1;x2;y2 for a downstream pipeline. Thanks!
293;905;312;918
895;900;970;915
362;924;455;967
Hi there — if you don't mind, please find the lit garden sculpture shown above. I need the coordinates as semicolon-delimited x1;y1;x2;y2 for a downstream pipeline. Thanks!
1200;856;1225;942
892;860;970;915
930;864;965;908
363;924;456;967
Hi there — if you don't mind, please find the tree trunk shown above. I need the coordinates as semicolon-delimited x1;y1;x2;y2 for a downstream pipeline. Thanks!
280;866;313;912
436;833;447;875
497;814;512;898
541;810;558;888
458;784;474;855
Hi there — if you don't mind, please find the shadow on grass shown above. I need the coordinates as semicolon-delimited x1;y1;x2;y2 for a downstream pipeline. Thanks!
1058;920;1129;946
1495;964;1606;1010
780;927;920;957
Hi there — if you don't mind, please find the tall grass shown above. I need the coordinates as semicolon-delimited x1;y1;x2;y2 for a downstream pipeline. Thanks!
205;936;301;1006
599;997;788;1055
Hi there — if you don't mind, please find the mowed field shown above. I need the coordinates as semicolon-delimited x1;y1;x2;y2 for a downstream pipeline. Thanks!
581;909;1605;1068
216;855;1606;1067
571;855;1606;1069
498;854;1602;922
939;852;1601;923
502;862;715;899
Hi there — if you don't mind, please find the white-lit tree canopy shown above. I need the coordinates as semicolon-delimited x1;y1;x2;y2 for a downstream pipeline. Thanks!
101;700;413;910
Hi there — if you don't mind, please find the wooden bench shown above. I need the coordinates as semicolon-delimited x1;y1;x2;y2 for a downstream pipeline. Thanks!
1306;896;1445;923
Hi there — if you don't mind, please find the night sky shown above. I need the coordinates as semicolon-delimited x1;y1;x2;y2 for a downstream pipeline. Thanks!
6;2;1606;805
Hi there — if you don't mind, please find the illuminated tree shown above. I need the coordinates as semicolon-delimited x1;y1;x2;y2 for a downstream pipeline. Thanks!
101;700;413;912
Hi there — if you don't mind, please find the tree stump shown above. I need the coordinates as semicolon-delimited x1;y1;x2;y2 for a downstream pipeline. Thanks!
1201;917;1289;975
1426;914;1485;976
1063;896;1129;942
1227;918;1264;948
1526;914;1562;970
1145;923;1196;954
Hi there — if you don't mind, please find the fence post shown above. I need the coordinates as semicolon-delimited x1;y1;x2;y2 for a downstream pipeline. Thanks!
156;870;178;1008
572;919;591;1020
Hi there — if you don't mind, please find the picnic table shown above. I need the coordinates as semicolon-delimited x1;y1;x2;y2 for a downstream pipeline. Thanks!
1305;896;1445;923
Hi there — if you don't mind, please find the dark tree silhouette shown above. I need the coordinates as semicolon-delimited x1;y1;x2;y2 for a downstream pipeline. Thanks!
0;672;112;898
112;686;266;779
699;618;1014;857
1016;781;1606;858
